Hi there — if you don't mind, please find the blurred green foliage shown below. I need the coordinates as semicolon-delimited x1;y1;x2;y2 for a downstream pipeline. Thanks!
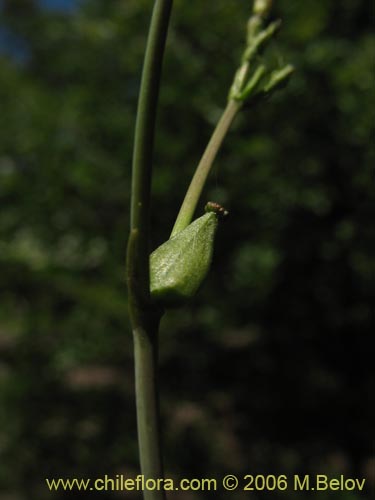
0;0;373;499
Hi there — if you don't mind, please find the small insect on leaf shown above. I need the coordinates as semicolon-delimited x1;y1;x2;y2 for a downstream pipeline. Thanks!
150;202;228;307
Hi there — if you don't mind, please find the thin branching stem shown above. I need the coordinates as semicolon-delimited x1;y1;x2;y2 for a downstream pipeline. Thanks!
127;1;172;498
171;99;241;237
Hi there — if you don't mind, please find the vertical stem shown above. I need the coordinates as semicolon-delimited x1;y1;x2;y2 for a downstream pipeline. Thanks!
133;323;165;500
171;99;241;237
127;1;172;498
130;0;173;298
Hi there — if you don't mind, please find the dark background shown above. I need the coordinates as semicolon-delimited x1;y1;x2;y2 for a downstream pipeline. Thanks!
0;0;373;499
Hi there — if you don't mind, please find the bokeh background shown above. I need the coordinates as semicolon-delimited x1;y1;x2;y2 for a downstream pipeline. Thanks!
0;0;373;499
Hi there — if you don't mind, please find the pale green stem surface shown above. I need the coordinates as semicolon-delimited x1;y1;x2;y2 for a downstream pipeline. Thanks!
133;324;165;500
171;99;241;237
127;1;173;499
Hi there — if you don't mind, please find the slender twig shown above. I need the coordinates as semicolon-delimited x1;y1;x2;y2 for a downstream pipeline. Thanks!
126;1;172;498
133;320;163;498
129;0;173;300
171;0;291;237
171;99;241;237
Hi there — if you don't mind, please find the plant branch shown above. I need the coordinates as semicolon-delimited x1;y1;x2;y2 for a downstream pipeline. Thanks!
171;0;293;238
133;322;165;500
128;0;173;305
127;1;173;498
171;99;241;237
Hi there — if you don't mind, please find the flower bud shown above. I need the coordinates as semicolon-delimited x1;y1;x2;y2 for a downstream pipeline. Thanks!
253;0;272;17
150;203;227;306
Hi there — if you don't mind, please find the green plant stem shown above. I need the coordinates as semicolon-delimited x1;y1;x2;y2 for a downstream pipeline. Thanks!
133;322;165;500
171;99;241;237
127;1;172;498
129;0;173;298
